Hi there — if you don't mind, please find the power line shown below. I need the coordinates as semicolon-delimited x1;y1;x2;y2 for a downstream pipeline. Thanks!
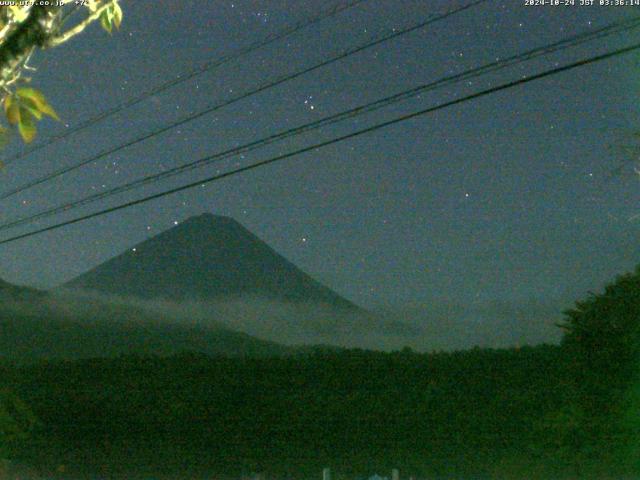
0;0;488;201
1;0;369;166
1;38;638;246
0;15;638;233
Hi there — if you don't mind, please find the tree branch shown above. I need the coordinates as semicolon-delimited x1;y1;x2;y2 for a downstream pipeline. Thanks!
47;2;115;48
0;6;61;86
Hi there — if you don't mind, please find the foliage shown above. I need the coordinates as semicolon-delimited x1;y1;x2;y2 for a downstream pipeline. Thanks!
0;1;123;145
0;389;37;460
561;266;640;408
4;87;58;143
1;345;574;478
99;1;123;34
560;265;640;475
0;310;635;479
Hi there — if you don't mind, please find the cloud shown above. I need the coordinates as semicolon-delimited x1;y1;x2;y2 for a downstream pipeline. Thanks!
2;288;565;353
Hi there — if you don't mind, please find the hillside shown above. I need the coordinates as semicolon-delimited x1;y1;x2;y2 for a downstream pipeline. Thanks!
0;281;291;361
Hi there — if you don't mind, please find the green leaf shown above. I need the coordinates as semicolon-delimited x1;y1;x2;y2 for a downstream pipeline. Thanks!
3;89;60;144
16;88;59;121
99;2;123;34
4;95;20;126
22;102;43;120
17;108;36;144
100;9;113;33
112;1;123;29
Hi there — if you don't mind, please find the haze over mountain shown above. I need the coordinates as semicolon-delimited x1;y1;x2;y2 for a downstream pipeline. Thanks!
0;214;562;356
65;213;361;310
0;280;293;361
61;213;427;347
60;213;563;350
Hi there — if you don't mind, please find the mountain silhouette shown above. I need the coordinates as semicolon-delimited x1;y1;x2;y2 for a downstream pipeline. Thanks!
65;213;361;310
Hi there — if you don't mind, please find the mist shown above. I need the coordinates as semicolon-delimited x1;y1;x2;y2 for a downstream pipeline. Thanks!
7;288;565;352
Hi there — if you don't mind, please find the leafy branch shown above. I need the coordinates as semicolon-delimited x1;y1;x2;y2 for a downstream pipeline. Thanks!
0;1;123;147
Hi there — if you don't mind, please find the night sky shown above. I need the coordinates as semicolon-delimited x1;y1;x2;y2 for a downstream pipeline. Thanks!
0;0;639;317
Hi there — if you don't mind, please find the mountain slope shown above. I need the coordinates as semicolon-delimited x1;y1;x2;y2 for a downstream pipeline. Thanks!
0;310;291;361
0;279;292;361
64;213;360;310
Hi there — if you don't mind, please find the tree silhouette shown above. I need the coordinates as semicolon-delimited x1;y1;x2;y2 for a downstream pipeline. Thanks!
560;265;640;475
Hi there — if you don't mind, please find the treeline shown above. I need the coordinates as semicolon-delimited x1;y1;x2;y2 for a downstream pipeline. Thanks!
2;345;574;479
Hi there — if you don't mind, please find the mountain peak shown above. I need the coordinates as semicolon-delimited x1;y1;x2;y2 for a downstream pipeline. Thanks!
65;214;360;310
